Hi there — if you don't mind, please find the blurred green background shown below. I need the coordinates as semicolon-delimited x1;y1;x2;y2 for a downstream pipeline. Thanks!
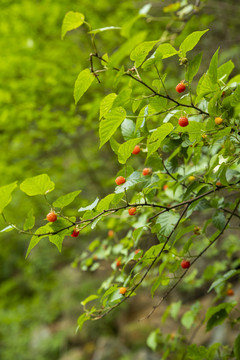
0;0;240;359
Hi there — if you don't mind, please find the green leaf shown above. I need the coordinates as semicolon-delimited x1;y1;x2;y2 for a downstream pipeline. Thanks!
121;118;140;140
53;190;81;208
26;224;51;258
208;269;240;293
147;123;174;158
24;209;35;230
97;194;115;212
212;211;226;230
188;53;202;83
99;93;117;119
61;11;85;40
180;30;208;56
78;197;99;212
234;334;240;360
88;26;121;35
208;48;219;84
231;85;240;106
115;171;145;194
147;329;160;351
186;344;208;360
0;181;18;214
155;43;178;59
74;69;95;104
130;40;159;67
77;313;90;331
205;302;237;331
81;294;99;306
99;107;126;148
179;121;205;142
118;137;144;164
156;211;180;237
217;60;234;81
181;310;194;330
0;225;14;233
20;174;54;196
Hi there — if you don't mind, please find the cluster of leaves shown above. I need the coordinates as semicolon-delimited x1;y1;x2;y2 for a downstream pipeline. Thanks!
1;1;240;359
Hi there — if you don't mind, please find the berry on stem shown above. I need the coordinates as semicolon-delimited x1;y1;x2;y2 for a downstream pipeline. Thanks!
71;228;79;237
115;176;126;185
142;168;152;176
227;289;234;296
108;230;114;237
176;82;186;93
116;259;121;267
119;287;127;295
178;117;189;127
132;145;141;155
46;211;57;222
181;260;190;269
215;117;223;125
128;207;137;216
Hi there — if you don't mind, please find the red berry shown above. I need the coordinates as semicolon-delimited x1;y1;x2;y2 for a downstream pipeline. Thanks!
132;145;141;155
163;184;168;191
119;287;127;295
216;181;222;187
142;168;152;176
46;211;57;222
128;207;137;216
116;259;121;267
181;260;190;269
227;289;234;296
115;176;126;185
71;228;79;237
178;117;189;127
135;249;141;254
108;230;114;237
176;82;186;93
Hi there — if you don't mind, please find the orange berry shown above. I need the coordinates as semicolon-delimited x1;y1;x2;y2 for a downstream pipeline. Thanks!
176;82;186;93
216;181;222;187
132;145;141;155
135;249;141;254
46;211;57;222
108;230;114;237
215;117;223;125
227;289;234;296
163;184;168;191
128;207;137;216
71;228;79;237
178;116;189;127
142;168;152;176
119;287;127;295
115;176;126;185
181;260;190;269
116;259;121;267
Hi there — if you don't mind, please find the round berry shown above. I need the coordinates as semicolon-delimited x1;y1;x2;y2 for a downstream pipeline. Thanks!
176;82;186;93
46;211;57;222
115;176;126;186
215;117;223;125
108;230;114;237
128;207;137;216
178;117;189;127
181;260;190;269
163;184;168;191
227;289;234;296
116;259;121;267
119;287;127;295
216;181;222;187
135;249;141;254
142;168;152;176
71;228;79;237
132;145;141;155
188;175;195;181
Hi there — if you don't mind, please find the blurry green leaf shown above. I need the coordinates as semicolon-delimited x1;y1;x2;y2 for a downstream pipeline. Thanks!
181;310;194;329
130;40;159;67
77;313;90;331
0;181;17;214
61;11;85;39
97;194;115;212
188;53;202;83
78;197;99;212
0;225;14;233
81;294;99;306
234;335;240;360
26;224;51;258
231;85;240;106
24;209;35;230
89;26;121;34
20;174;54;196
156;211;180;237
205;302;237;331
180;30;208;56
74;69;95;104
99;107;126;148
147;329;160;351
163;3;180;13
208;48;219;84
212;211;226;230
100;93;117;119
208;270;240;293
170;301;182;320
53;190;81;208
118;137;143;164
